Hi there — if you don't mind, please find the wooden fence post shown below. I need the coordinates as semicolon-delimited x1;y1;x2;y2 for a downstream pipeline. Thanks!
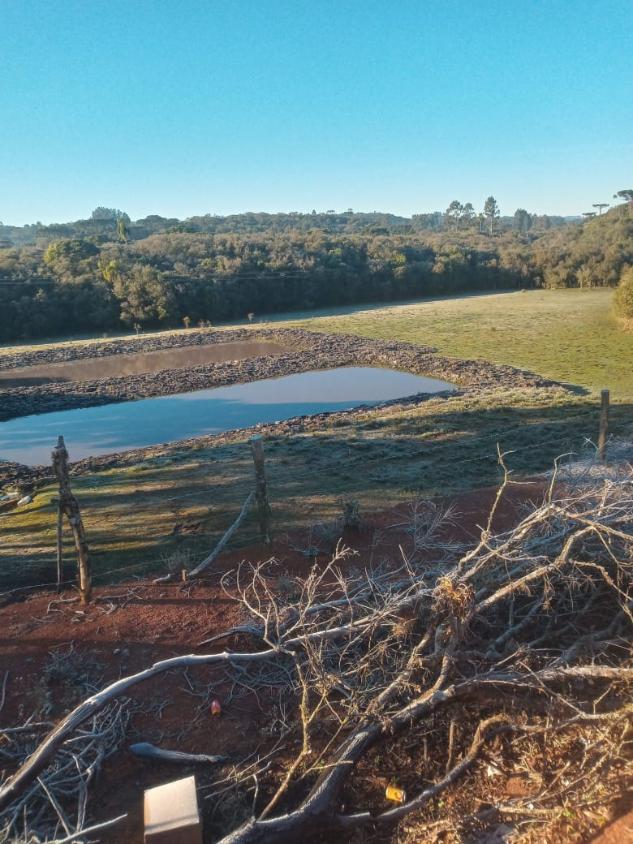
250;435;271;544
56;500;63;593
52;436;92;604
598;389;610;463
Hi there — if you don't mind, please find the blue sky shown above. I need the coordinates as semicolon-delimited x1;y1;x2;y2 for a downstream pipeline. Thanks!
1;0;632;224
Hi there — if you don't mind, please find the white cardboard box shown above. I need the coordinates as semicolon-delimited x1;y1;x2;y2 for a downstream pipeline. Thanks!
144;775;203;844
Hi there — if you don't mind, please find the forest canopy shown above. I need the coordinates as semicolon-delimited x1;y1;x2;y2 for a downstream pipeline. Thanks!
0;202;631;342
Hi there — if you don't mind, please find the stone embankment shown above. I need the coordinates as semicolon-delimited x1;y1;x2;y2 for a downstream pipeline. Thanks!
0;328;248;370
0;327;565;486
0;328;558;422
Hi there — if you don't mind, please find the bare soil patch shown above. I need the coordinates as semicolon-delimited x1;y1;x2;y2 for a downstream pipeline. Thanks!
0;482;545;842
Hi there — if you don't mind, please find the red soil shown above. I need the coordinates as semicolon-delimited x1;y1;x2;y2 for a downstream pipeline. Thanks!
591;812;633;843
6;479;618;843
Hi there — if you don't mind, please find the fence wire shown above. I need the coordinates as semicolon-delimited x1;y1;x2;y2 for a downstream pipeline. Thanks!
1;418;605;599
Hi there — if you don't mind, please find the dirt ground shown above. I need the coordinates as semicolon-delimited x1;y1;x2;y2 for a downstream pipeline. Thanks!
1;481;631;843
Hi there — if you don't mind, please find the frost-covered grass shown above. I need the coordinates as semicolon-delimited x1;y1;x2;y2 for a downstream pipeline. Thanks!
3;287;632;587
3;386;631;587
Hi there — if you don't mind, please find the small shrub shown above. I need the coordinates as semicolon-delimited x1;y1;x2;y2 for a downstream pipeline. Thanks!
163;547;194;575
277;573;298;598
614;266;633;322
338;496;361;531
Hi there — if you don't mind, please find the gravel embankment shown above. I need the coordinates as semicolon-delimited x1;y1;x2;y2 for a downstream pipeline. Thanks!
0;328;557;422
0;328;564;486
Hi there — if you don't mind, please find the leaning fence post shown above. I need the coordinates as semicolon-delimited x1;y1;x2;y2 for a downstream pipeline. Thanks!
52;436;92;604
598;389;610;463
250;435;271;544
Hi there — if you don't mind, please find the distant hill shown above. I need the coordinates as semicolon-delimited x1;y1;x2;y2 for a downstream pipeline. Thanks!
0;207;571;247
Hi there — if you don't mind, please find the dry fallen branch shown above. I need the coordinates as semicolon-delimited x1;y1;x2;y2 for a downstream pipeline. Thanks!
2;458;633;843
154;490;255;583
129;741;227;765
189;491;255;579
0;702;129;843
48;813;127;843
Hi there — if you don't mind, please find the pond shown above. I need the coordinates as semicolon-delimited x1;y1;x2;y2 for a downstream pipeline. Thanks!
0;367;455;466
0;341;288;387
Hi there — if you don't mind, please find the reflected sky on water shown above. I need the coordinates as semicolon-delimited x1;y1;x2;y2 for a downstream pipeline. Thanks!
0;367;455;465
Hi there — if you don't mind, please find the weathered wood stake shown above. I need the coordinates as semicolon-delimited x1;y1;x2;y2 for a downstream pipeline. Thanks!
52;436;92;604
55;499;63;593
250;435;271;544
598;389;610;463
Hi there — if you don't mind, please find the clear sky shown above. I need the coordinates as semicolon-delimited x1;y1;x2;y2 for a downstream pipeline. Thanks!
1;0;632;224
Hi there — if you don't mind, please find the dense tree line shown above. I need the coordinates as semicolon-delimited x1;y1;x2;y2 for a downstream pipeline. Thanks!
615;267;633;322
0;205;570;247
0;202;630;342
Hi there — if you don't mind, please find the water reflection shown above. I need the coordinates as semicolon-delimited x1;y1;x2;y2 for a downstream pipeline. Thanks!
0;341;287;387
0;367;455;465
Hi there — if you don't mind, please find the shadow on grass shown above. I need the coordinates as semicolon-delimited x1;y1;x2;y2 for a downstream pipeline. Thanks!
2;395;631;590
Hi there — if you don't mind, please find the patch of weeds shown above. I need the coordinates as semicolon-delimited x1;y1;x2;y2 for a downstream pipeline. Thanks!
205;778;254;839
35;646;103;717
312;520;341;550
161;547;196;577
338;496;361;532
277;572;300;599
290;521;340;557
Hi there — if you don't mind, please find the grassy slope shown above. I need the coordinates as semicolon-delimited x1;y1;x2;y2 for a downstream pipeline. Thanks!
277;288;633;398
6;386;627;589
2;288;632;587
3;289;630;395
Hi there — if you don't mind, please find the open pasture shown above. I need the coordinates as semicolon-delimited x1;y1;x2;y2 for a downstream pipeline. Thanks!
2;288;632;588
280;288;633;398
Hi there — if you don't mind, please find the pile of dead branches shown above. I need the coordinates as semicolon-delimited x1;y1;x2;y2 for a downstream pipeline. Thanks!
0;703;128;844
1;459;632;843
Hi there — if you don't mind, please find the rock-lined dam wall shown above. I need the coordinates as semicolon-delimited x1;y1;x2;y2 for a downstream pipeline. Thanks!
0;328;559;423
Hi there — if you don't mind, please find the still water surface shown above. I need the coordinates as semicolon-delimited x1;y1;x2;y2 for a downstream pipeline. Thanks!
0;367;454;466
0;341;287;387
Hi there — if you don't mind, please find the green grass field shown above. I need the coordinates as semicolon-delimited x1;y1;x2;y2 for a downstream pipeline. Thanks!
274;288;633;398
2;288;632;588
5;385;630;589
